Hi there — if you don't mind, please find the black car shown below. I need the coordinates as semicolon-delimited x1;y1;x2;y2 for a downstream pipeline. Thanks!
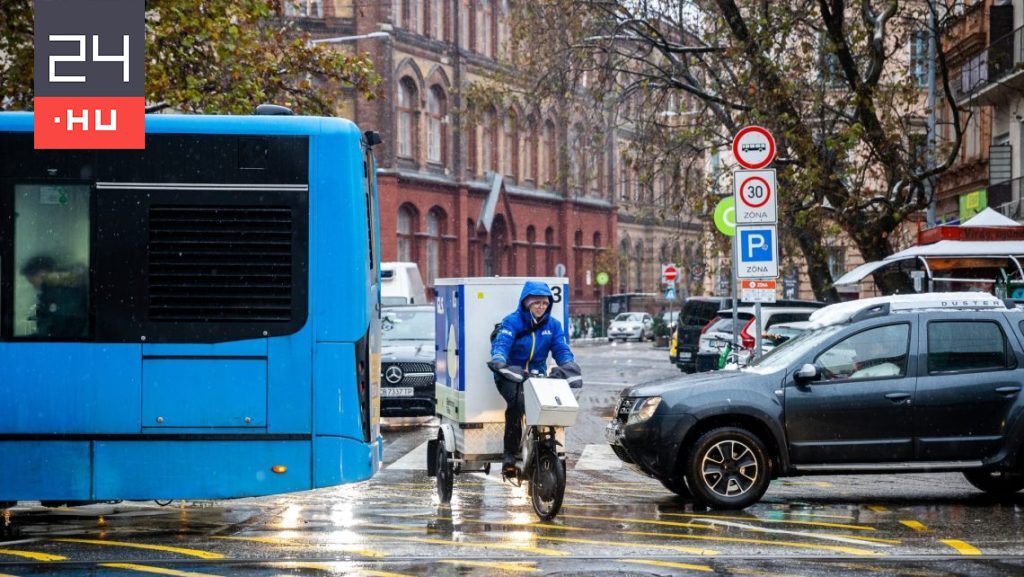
381;305;436;417
671;296;825;373
611;293;1024;509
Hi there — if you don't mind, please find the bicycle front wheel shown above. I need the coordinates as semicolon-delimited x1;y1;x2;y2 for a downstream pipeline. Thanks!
530;446;565;520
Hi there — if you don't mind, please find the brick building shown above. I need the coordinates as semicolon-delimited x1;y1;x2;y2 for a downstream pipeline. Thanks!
290;0;619;313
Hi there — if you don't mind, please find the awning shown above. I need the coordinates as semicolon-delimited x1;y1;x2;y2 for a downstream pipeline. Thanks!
834;240;1024;286
833;257;919;286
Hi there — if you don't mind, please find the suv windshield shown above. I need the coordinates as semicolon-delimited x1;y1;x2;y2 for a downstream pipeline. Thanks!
382;308;434;341
748;324;845;371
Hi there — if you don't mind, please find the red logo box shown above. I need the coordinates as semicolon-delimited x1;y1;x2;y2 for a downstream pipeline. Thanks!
34;96;145;149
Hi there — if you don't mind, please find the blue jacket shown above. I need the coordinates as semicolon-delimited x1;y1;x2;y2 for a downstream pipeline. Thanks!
490;281;574;374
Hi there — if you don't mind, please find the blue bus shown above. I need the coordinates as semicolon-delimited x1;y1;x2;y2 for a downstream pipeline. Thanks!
0;112;383;503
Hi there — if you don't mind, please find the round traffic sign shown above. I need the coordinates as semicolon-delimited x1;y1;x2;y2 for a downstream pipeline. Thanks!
732;126;776;170
595;271;610;286
663;265;679;282
714;196;736;237
737;175;772;208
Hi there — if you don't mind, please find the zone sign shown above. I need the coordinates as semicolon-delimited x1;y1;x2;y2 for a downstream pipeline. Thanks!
734;169;777;225
732;126;776;170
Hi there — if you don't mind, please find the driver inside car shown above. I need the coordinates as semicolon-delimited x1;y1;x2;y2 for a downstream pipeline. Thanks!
487;281;579;477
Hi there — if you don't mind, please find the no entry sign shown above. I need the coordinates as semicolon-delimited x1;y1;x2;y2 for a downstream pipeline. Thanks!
732;126;776;170
734;169;777;224
662;264;679;283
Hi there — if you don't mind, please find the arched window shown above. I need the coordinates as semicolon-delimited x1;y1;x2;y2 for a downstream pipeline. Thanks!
574;230;583;295
503;112;517;181
542;120;556;188
544;226;555;276
481;107;496;175
634;240;644;291
619;237;631;293
425;207;446;287
526;225;537;275
397;204;418;262
478;0;493;56
397;78;419;160
467;219;477;276
429;0;445;40
427;85;447;165
523;115;537;183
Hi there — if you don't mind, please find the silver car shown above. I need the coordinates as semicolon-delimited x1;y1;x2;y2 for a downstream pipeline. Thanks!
607;312;654;342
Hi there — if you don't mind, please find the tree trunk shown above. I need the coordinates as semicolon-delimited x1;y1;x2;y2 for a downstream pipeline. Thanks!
844;217;915;295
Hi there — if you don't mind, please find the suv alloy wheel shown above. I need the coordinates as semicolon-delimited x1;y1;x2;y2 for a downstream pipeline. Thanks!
685;426;771;509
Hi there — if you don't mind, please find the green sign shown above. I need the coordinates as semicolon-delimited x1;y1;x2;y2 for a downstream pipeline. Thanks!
714;197;736;237
595;271;610;286
959;189;987;222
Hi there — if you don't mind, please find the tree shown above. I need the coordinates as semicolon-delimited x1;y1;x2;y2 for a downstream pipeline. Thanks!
0;0;381;114
504;0;966;300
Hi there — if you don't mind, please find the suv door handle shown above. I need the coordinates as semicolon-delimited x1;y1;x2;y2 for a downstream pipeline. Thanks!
996;386;1022;396
884;392;911;403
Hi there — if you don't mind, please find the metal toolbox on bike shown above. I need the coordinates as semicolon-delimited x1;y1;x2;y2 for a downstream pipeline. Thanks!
524;377;578;427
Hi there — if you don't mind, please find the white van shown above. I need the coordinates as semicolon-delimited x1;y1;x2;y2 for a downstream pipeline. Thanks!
381;262;428;305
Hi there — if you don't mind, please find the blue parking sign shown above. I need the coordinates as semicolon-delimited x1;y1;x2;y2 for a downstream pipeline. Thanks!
736;225;778;278
740;229;773;261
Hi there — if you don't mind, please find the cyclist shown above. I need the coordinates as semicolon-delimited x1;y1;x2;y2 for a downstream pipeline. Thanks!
488;281;578;476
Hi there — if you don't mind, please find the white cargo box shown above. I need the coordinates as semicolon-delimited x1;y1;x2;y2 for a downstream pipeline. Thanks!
524;378;578;427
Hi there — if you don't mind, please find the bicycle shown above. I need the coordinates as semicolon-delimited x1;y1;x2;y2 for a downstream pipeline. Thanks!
706;335;751;370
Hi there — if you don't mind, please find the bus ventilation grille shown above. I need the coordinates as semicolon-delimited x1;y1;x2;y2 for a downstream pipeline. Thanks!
148;205;293;322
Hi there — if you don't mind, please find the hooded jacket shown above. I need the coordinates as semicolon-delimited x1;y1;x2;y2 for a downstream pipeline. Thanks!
490;281;574;374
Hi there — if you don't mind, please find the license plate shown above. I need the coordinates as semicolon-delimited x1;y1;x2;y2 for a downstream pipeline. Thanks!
680;352;692;359
381;387;414;397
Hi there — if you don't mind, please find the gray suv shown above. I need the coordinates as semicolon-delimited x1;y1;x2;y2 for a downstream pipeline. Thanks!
611;293;1024;509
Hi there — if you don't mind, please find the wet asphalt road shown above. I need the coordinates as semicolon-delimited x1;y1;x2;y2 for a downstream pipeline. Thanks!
3;340;1024;576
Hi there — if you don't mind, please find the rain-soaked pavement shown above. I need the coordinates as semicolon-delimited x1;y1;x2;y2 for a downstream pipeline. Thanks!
4;341;1024;576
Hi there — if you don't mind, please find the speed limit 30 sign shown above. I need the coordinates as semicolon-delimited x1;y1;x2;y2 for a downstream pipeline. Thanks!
734;169;777;225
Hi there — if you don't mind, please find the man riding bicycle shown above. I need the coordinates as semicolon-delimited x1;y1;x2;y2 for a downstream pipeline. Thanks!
487;281;579;477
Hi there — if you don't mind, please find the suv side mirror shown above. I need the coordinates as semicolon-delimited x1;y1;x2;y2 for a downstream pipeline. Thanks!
794;363;819;384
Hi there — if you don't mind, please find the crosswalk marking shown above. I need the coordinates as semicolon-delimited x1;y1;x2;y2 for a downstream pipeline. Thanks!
386;442;622;472
574;444;623;470
387;441;430;470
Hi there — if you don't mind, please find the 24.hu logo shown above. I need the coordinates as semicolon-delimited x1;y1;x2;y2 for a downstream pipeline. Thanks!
33;0;145;149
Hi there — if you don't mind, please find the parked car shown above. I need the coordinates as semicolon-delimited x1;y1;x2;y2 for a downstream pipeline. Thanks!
696;307;820;371
762;321;811;351
380;305;436;417
671;296;825;373
608;292;1024;509
608;312;655;342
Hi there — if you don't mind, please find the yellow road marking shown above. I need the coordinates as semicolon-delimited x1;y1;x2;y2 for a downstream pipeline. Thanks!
620;529;884;557
657;511;876;531
271;563;415;577
211;535;385;558
900;520;929;532
620;559;714;572
562;512;884;537
99;563;222;577
536;535;716;555
941;539;981;555
0;549;66;561
54;538;224;560
439;560;539;573
368;534;567;556
0;572;19;577
780;480;833;487
867;505;889;513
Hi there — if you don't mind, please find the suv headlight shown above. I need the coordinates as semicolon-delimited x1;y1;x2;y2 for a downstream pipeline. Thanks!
627;396;662;425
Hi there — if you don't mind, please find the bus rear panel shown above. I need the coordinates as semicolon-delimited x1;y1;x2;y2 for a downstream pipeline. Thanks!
0;113;382;501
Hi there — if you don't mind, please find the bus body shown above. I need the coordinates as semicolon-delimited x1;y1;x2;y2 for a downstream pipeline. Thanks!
0;112;382;502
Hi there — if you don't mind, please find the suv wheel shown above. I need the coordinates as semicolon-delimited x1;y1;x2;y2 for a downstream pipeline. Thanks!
963;470;1024;495
684;426;770;510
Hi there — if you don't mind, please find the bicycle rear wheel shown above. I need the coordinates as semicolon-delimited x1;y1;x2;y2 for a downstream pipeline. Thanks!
530;446;565;520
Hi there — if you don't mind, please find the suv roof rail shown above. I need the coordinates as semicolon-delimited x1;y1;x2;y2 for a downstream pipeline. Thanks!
811;292;1012;327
